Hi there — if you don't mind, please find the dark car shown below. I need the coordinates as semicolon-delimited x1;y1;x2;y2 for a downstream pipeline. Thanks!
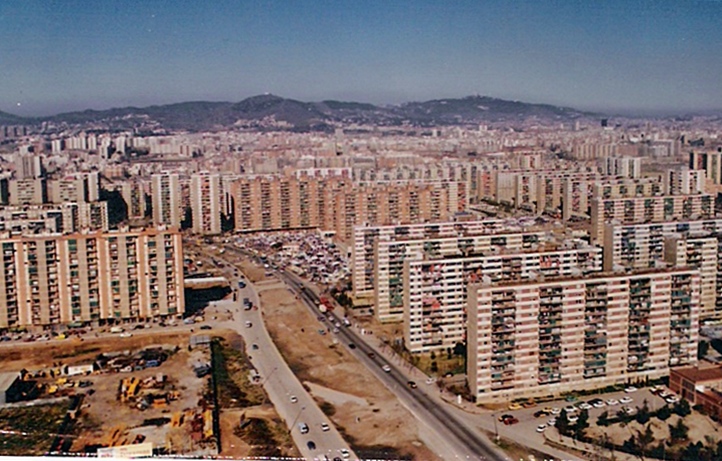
407;381;417;389
367;352;375;359
251;344;259;350
502;417;519;425
348;343;356;349
307;441;316;450
533;410;547;418
200;325;212;330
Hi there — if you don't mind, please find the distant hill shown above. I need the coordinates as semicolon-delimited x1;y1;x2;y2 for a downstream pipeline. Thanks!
0;110;27;125
1;94;598;131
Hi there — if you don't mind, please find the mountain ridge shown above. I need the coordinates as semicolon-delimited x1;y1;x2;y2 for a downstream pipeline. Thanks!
0;94;610;131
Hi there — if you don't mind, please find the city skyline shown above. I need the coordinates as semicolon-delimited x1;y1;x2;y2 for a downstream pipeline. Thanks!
2;0;722;117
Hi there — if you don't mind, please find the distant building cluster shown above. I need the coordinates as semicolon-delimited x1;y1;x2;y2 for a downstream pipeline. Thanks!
2;115;722;405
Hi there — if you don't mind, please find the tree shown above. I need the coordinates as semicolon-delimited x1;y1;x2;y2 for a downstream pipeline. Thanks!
673;399;691;417
597;410;609;427
636;399;651;424
574;409;589;440
430;361;438;374
622;435;637;454
656;404;672;421
556;409;570;436
636;424;655;455
669;418;689;443
453;341;467;358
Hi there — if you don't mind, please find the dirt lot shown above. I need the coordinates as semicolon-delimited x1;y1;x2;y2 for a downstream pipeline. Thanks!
0;327;295;459
238;258;441;461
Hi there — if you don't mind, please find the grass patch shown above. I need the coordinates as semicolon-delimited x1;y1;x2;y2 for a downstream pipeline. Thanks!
54;346;102;360
0;402;69;455
233;418;284;458
211;338;264;408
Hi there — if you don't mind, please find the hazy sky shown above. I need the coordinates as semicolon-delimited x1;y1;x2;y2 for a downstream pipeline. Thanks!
1;0;721;116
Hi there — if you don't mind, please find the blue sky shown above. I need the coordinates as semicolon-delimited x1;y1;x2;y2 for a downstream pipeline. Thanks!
1;0;721;116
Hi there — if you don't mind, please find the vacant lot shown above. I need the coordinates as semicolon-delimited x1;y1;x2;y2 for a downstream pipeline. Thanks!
245;260;439;461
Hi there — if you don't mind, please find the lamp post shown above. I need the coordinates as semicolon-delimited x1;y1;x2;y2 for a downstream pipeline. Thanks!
291;406;306;432
492;413;499;442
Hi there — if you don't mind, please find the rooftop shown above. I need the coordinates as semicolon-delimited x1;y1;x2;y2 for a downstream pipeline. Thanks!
0;371;20;392
672;365;722;384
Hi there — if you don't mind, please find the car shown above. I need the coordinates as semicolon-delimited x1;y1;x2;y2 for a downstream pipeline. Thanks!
119;332;133;338
591;399;605;408
536;424;547;433
624;386;638;393
367;352;376;359
407;381;417;389
550;407;561;415
547;417;557;426
200;325;212;330
606;398;619;406
498;414;513;422
426;377;437;385
321;423;330;432
382;364;391;373
522;399;537;408
568;414;579;423
307;441;316;450
620;396;633;404
245;321;252;328
564;405;577;414
290;395;298;403
508;402;523;411
348;343;356;349
318;329;326;336
542;406;553;414
133;324;146;330
624;406;637;415
502;417;519;425
298;422;309;434
578;402;592;410
251;344;259;350
533;410;547;418
340;448;350;459
665;395;679;404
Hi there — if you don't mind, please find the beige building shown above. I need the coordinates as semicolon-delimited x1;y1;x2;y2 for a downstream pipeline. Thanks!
8;179;46;205
468;269;700;403
590;194;714;243
151;174;182;229
190;173;222;235
403;243;603;352
0;227;184;330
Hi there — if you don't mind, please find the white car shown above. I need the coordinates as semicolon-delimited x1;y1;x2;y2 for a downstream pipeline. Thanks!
547;417;557;426
536;424;546;433
119;332;133;338
340;448;350;459
578;402;592;410
605;398;619;406
321;422;330;432
290;395;298;403
568;414;579;423
620;396;633;405
665;395;679;404
550;407;561;415
426;377;437;385
624;386;638;393
564;405;577;414
382;365;391;373
624;406;637;415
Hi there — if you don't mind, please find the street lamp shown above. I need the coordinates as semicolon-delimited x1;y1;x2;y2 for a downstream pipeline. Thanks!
492;413;499;442
291;406;306;432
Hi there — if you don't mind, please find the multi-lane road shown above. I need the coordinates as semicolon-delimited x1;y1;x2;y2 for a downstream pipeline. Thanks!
277;269;508;461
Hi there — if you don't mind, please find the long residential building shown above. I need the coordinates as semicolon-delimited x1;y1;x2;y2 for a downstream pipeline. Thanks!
467;269;700;403
590;194;714;243
403;242;603;352
375;230;549;322
0;227;184;330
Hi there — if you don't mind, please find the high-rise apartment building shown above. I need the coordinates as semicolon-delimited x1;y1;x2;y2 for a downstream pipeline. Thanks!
0;227;184;329
468;269;700;403
665;168;706;195
190;173;222;235
403;243;603;352
121;180;148;221
151;174;182;229
14;155;43;180
590;194;714;243
8;179;46;205
604;156;642;179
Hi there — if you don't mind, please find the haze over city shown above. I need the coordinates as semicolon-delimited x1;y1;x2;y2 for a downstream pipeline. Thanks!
2;0;722;116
